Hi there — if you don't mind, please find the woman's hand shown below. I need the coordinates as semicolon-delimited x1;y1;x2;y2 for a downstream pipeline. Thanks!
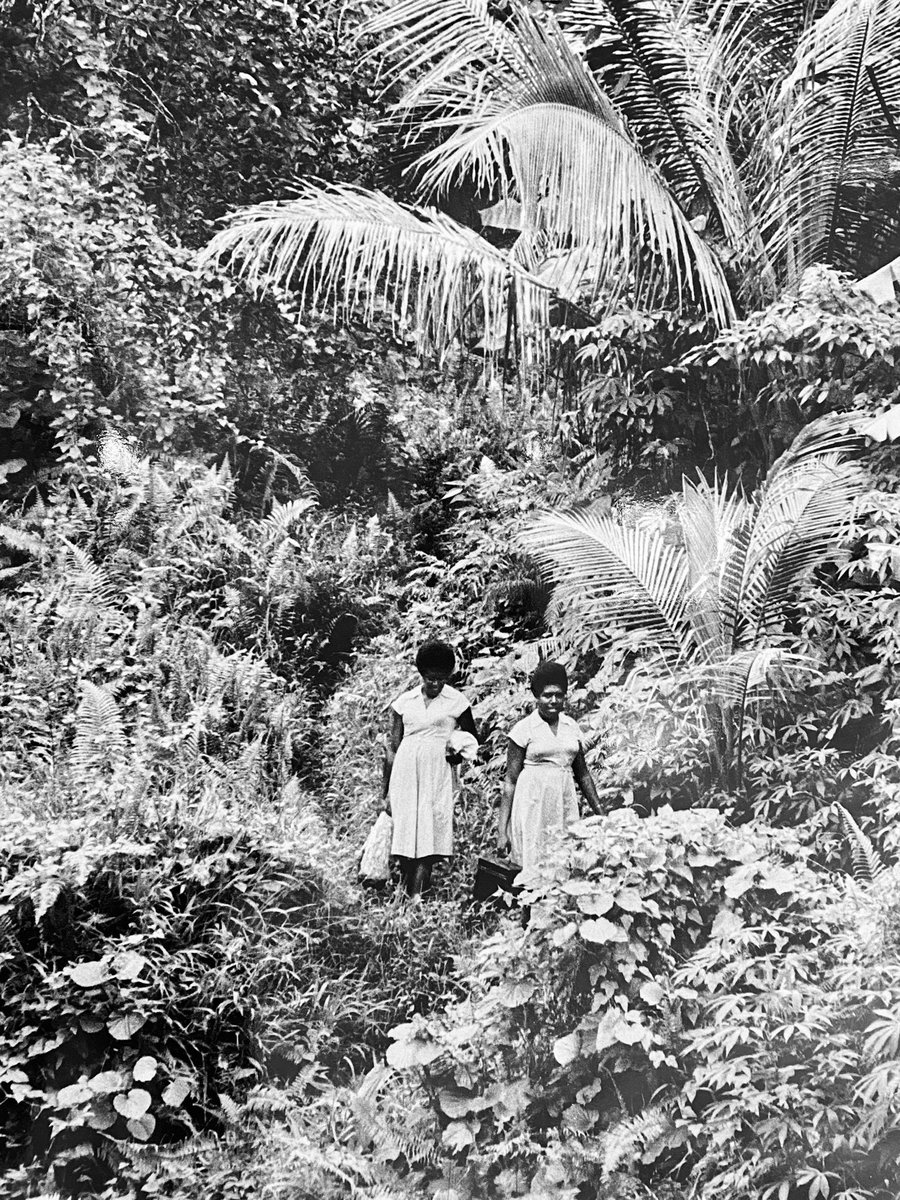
495;823;510;857
445;749;463;767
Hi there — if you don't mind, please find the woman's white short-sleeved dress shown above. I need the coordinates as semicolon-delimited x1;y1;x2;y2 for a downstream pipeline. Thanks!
388;684;470;859
508;709;584;875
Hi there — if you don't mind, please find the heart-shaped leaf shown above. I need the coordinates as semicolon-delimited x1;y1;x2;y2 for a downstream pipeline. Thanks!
497;979;536;1008
57;1082;93;1107
553;1032;581;1066
88;1070;126;1095
87;1102;117;1131
639;980;665;1006
113;1088;152;1120
67;960;111;988
441;1118;479;1151
112;951;147;981
562;879;594;896
108;1013;146;1041
386;1036;443;1070
577;890;614;916
614;888;644;913
127;1113;156;1141
438;1088;487;1118
132;1056;158;1082
580;918;628;944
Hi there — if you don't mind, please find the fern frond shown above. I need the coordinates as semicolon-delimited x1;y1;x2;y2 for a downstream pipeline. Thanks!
60;543;117;612
34;878;63;924
835;802;885;882
72;682;127;774
262;498;317;542
600;1104;672;1177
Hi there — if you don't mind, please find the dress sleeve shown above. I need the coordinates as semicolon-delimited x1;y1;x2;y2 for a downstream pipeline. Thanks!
447;688;471;719
390;692;409;717
508;716;532;749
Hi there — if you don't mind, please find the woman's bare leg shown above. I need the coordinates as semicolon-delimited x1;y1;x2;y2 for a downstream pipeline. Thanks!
410;859;433;897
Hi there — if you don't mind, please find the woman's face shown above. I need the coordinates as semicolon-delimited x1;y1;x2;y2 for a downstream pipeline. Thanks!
536;684;566;720
421;671;450;699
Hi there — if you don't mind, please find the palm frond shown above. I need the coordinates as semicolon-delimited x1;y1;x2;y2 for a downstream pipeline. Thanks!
690;645;820;710
765;0;900;277
568;0;723;215
680;474;749;663
407;6;735;323
743;455;864;634
366;0;527;117
519;507;691;661
201;183;557;365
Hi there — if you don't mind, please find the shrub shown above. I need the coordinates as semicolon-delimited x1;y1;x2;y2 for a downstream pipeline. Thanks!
0;804;469;1197
375;807;900;1199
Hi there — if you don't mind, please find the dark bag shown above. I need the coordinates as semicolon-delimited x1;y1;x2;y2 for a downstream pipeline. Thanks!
471;857;521;906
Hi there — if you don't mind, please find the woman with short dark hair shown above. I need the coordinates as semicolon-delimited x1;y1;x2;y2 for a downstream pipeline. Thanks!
383;640;478;898
497;662;603;877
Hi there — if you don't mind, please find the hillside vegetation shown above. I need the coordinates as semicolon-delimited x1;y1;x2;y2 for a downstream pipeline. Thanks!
3;1;900;1198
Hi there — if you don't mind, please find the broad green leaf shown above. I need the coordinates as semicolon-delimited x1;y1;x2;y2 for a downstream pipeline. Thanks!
108;1013;147;1041
553;1032;581;1065
132;1056;158;1083
57;1082;92;1106
639;980;665;1006
497;979;536;1008
441;1118;479;1151
162;1078;191;1108
87;1102;116;1131
580;917;628;944
576;890;614;916
112;951;147;981
113;1088;152;1120
66;960;111;988
438;1088;488;1118
88;1071;126;1095
386;1036;443;1069
614;888;645;913
127;1113;156;1141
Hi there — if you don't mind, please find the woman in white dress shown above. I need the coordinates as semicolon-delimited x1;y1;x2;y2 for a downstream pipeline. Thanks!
497;662;603;879
383;641;478;898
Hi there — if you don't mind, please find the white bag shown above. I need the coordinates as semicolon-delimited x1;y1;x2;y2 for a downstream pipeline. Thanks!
359;811;393;883
446;730;479;763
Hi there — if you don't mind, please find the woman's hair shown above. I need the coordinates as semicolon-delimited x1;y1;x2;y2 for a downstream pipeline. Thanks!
415;639;456;676
530;660;568;697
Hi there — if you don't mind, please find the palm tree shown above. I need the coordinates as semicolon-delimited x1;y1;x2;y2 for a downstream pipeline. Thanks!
201;0;900;370
517;415;871;787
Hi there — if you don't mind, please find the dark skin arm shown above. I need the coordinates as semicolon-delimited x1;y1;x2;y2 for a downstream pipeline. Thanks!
573;749;604;816
446;705;478;765
382;710;404;811
497;740;525;854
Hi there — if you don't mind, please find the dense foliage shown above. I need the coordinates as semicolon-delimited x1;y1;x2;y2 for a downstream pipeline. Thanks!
4;0;900;1196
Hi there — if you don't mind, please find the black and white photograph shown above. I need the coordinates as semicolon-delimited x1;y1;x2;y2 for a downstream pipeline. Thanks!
3;0;900;1196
